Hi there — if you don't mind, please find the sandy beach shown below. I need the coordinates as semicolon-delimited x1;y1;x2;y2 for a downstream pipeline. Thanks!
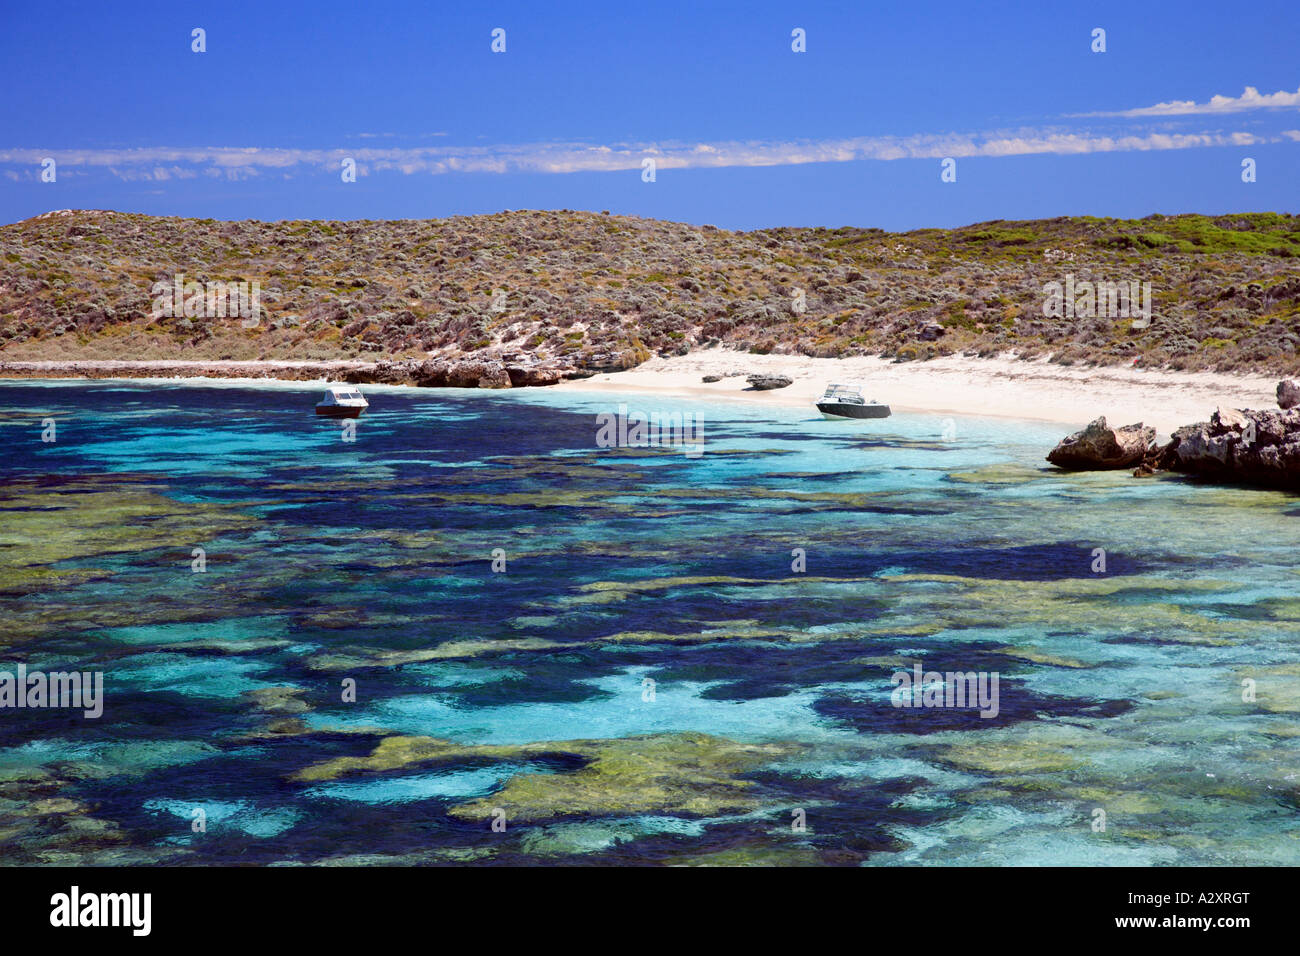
0;352;1282;441
557;351;1282;441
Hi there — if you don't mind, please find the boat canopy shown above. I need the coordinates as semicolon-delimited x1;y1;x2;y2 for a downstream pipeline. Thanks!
819;383;866;404
321;386;367;403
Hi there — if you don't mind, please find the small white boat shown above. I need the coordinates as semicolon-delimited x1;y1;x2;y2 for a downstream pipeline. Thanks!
315;385;369;418
815;383;890;420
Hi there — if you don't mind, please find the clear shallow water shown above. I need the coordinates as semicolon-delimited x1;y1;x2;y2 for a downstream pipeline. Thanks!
2;379;1300;866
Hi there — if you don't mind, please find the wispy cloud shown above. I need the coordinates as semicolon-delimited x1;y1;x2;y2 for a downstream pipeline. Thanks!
0;126;1285;181
1079;85;1300;118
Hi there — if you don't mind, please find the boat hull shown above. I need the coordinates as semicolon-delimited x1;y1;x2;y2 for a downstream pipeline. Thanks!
817;402;891;420
315;405;365;419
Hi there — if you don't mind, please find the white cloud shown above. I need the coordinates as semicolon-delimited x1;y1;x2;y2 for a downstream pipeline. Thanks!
0;126;1283;181
1081;85;1300;118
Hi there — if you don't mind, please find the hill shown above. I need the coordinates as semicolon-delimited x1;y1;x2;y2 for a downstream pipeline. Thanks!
1;208;1297;380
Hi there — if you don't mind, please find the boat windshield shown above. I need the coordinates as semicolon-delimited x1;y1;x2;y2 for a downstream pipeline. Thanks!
821;385;864;404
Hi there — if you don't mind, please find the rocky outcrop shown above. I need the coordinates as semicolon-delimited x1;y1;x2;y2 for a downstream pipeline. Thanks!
580;348;645;374
1278;380;1300;409
916;321;946;342
1052;405;1300;488
746;373;793;390
1165;406;1300;489
0;359;377;383
1132;440;1178;478
407;358;511;389
505;362;572;387
341;360;414;386
0;358;580;390
1046;417;1157;469
339;356;580;388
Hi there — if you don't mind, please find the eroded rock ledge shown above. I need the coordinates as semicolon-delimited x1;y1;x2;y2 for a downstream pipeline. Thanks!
0;357;586;389
1051;380;1300;489
1046;417;1156;470
1162;406;1300;488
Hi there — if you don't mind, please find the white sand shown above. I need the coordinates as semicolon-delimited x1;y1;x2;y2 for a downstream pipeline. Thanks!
4;352;1281;441
555;350;1281;440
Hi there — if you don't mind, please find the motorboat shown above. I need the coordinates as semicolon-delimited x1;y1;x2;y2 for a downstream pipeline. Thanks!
315;385;369;418
815;383;890;419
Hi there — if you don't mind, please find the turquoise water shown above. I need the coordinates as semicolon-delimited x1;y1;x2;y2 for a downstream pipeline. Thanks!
2;379;1299;866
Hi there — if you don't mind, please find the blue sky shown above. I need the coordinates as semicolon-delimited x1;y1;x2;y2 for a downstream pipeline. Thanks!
1;0;1297;229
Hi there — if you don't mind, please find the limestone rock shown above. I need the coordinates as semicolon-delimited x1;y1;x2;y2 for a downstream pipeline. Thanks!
1167;407;1300;489
745;373;793;390
1046;417;1157;470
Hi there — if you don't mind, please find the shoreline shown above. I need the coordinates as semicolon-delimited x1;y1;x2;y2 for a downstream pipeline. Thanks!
554;351;1280;440
0;359;377;384
0;352;1282;440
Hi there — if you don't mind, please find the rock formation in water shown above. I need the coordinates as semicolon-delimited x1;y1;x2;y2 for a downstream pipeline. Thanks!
1046;417;1157;469
1062;387;1300;488
1162;406;1300;489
